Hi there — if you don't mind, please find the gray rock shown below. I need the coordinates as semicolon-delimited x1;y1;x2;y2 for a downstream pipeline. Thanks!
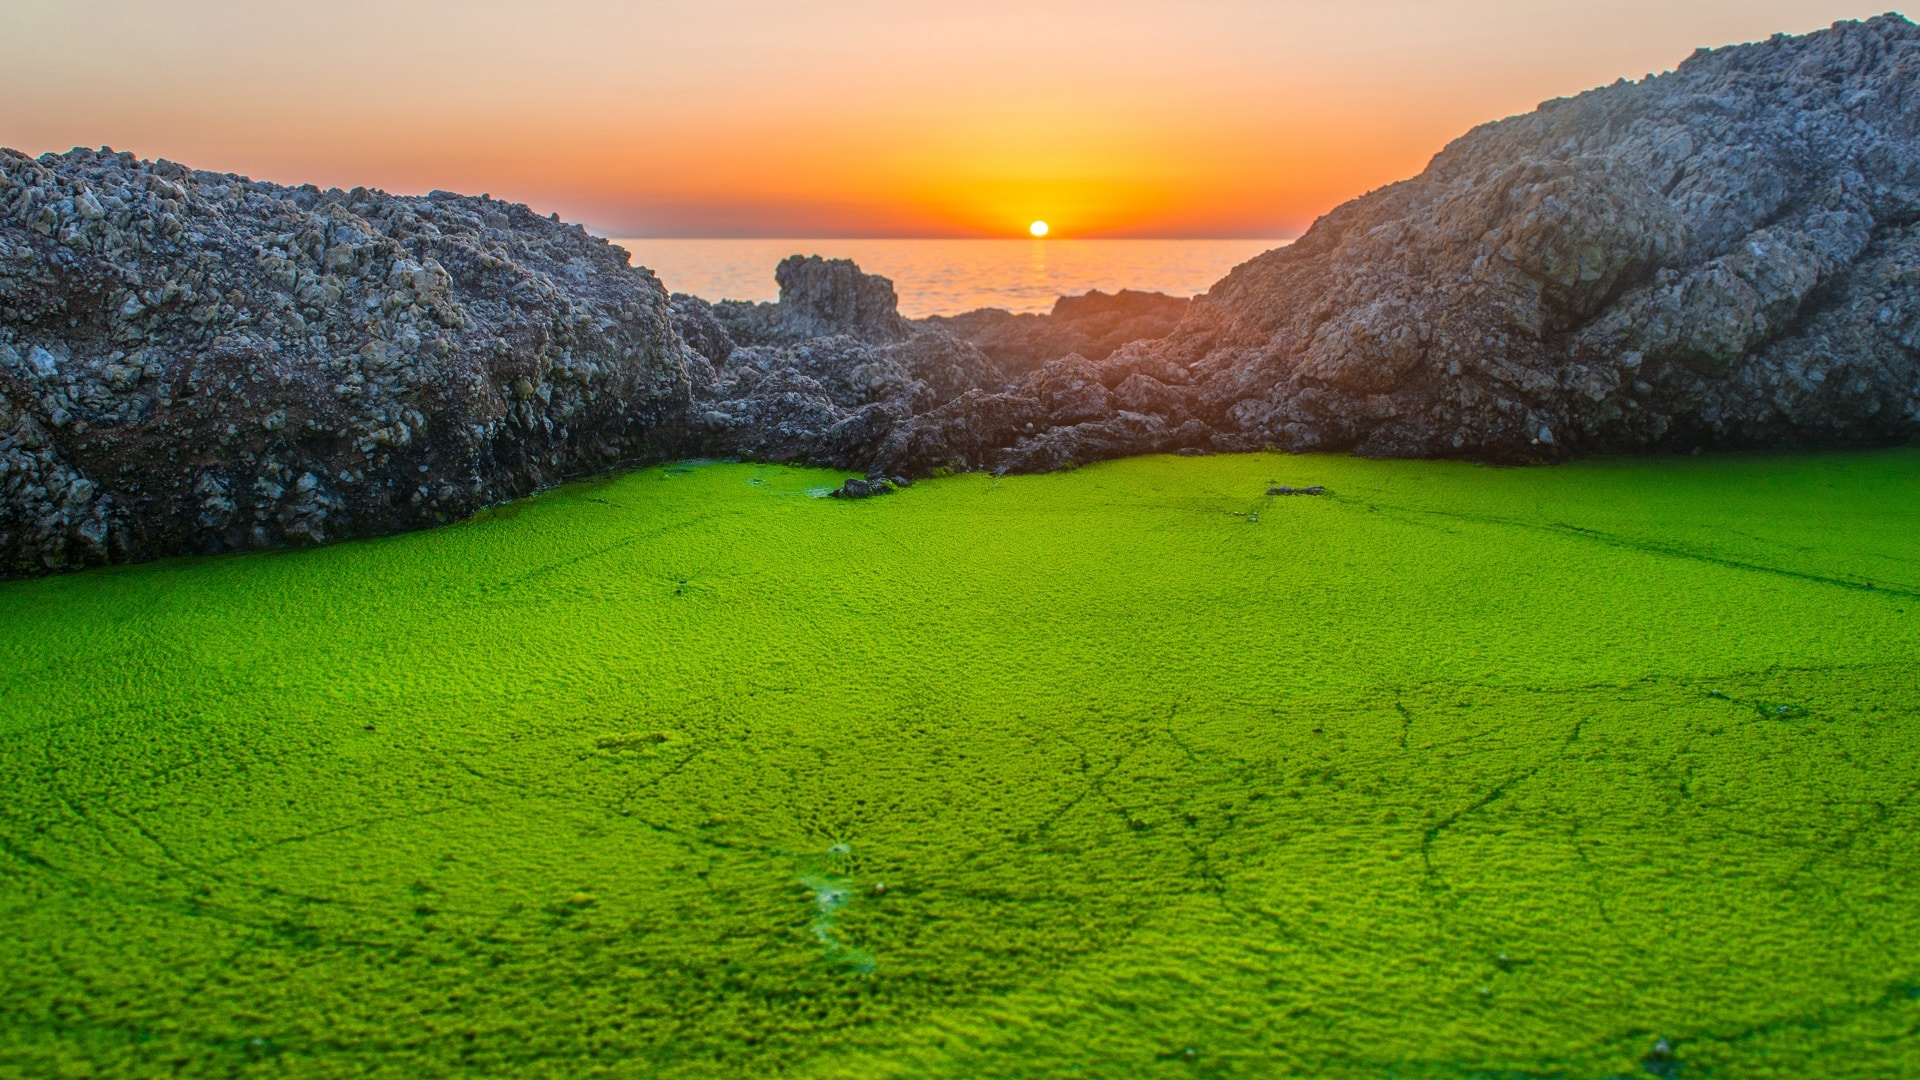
671;263;1008;471
1142;14;1920;462
8;16;1919;576
712;255;915;345
923;289;1190;375
0;147;685;575
698;16;1920;479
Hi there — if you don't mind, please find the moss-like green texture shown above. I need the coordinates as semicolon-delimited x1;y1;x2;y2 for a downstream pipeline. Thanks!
3;451;1919;1078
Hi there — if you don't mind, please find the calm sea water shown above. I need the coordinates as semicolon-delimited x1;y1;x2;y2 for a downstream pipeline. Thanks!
610;238;1291;318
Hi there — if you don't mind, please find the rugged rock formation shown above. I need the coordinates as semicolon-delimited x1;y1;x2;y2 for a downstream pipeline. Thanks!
664;259;1212;476
693;14;1920;477
0;147;684;575
1101;14;1920;462
668;258;1010;468
924;289;1190;374
7;15;1919;575
711;255;916;345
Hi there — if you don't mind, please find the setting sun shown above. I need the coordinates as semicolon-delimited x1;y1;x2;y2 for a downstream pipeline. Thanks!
1029;220;1049;237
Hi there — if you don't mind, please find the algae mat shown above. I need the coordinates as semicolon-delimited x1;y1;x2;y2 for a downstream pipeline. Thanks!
3;451;1919;1079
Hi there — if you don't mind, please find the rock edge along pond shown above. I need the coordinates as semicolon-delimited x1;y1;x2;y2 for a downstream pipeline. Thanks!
3;14;1918;574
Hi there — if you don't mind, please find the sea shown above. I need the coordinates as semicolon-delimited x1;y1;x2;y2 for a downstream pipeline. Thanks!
610;238;1291;318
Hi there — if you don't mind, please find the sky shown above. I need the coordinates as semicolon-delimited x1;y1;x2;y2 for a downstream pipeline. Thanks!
0;1;1907;238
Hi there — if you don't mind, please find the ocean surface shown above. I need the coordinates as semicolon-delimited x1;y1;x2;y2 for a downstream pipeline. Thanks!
610;238;1291;318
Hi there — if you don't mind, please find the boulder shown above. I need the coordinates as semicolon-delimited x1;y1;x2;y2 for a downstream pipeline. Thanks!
0;147;686;574
1149;14;1920;461
712;255;916;345
739;16;1920;477
924;288;1191;374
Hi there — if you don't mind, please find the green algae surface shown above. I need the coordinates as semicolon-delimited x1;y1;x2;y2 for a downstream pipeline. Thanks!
3;450;1919;1078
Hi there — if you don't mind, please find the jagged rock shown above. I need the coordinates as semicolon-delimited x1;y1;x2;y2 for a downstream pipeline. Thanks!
925;289;1190;374
8;16;1920;576
0;147;684;574
713;255;916;345
669;293;735;364
1135;14;1920;462
883;15;1920;472
675;269;1008;469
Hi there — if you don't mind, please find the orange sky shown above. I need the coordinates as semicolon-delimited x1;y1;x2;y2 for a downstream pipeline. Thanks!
0;1;1904;237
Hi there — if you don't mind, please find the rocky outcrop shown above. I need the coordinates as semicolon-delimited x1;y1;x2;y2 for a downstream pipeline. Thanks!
686;15;1920;478
668;268;1010;468
924;289;1190;374
663;260;1208;476
0;147;685;575
1116;14;1920;461
711;255;916;345
7;16;1919;575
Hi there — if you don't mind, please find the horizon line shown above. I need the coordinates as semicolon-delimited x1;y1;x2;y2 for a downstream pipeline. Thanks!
596;233;1302;242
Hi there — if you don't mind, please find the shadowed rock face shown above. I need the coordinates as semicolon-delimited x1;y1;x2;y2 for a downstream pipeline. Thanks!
682;15;1920;477
923;289;1191;374
711;255;916;345
0;148;685;575
7;16;1920;574
667;268;1012;469
1146;13;1920;460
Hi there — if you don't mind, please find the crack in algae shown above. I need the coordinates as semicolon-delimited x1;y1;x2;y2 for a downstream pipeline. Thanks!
1348;496;1920;599
2;452;1918;1078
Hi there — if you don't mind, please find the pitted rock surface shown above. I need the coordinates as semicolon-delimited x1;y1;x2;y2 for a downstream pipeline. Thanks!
0;147;684;574
670;292;1009;469
1135;14;1920;461
684;15;1920;478
7;16;1920;575
925;289;1190;375
712;255;916;345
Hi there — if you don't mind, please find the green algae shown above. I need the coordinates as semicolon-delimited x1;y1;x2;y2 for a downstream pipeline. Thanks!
1;449;1918;1078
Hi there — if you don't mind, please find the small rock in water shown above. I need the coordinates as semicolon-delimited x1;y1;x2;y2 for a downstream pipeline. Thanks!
831;478;871;499
1267;485;1327;496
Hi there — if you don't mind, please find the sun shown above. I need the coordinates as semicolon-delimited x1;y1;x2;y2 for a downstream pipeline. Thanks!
1029;220;1049;237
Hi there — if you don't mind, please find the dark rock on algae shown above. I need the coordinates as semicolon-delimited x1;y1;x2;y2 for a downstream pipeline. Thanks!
681;16;1920;479
1143;14;1920;463
828;478;871;499
0;147;686;575
9;17;1920;574
923;287;1191;375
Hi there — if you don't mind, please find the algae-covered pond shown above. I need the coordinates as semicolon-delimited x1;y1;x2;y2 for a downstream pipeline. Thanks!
3;450;1919;1078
